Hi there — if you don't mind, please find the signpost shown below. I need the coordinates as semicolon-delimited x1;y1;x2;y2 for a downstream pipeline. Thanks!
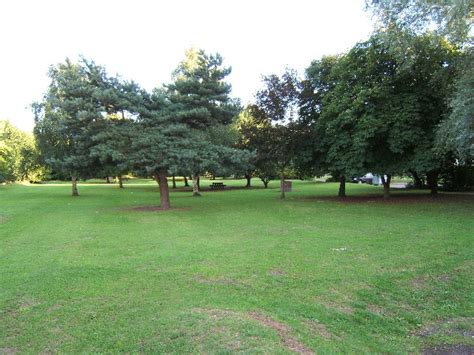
282;181;292;192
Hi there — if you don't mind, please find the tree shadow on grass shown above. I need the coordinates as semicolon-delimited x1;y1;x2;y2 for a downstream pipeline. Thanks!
298;193;474;204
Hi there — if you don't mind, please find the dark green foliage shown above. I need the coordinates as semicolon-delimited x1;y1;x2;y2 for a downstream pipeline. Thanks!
166;49;240;130
164;49;248;187
366;1;473;167
129;88;193;176
436;48;474;162
33;58;108;191
298;56;342;178
439;164;474;191
254;69;301;197
255;68;301;123
236;106;280;188
32;51;249;203
89;79;146;183
90;117;134;182
34;58;156;194
309;33;459;195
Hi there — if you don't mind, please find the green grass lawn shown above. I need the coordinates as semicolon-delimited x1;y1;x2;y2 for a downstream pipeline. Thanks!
1;179;473;353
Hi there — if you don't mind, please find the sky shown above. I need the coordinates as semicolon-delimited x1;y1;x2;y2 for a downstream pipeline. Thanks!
0;0;374;132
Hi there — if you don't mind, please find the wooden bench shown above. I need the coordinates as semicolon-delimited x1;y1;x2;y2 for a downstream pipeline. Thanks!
209;182;226;190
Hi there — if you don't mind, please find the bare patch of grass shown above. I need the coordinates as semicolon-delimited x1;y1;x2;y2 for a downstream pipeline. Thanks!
367;304;385;315
268;268;286;277
319;301;354;315
421;344;474;354
17;296;40;312
415;317;474;338
411;274;452;290
249;312;314;354
314;289;357;315
192;308;239;320
304;319;335;339
193;308;314;354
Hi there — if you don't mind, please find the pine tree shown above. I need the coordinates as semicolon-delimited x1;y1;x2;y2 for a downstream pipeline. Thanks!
166;49;241;196
34;58;106;196
130;89;196;209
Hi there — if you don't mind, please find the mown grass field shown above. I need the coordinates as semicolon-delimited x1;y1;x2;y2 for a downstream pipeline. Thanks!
1;179;473;353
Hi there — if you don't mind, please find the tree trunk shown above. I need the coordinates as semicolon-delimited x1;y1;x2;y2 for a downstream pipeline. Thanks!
172;175;177;189
106;176;111;183
280;171;285;199
338;175;346;197
192;173;201;196
381;174;391;199
261;177;269;188
427;171;439;195
184;176;189;187
197;175;200;189
410;170;424;189
245;173;252;188
72;176;79;196
118;175;124;189
155;168;170;209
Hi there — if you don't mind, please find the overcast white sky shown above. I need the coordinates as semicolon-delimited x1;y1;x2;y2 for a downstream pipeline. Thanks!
0;0;374;132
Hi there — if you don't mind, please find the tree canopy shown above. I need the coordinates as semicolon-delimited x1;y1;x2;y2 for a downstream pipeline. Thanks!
254;68;301;198
29;29;472;204
165;48;245;196
366;0;473;43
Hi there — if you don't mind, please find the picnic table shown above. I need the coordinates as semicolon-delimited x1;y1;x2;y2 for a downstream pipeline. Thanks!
209;182;226;190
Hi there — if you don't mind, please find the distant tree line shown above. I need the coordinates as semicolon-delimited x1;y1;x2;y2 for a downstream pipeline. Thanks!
0;120;46;183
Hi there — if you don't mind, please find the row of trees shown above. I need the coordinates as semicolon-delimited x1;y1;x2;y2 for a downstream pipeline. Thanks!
33;50;252;208
235;0;473;198
236;33;471;198
30;1;472;208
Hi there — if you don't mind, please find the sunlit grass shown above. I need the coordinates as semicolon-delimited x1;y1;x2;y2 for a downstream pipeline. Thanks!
1;179;472;353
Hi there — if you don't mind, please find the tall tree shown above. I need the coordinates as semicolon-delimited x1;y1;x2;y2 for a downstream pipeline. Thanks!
236;105;278;188
130;89;196;209
396;34;460;194
166;49;241;196
299;56;346;195
436;48;474;163
366;0;473;169
255;68;301;198
90;79;143;188
34;58;108;196
314;33;459;197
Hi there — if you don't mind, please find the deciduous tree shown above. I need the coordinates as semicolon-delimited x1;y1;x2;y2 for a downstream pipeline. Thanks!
255;69;301;198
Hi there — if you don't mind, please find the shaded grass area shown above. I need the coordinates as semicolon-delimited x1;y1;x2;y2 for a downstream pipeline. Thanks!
1;179;473;353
